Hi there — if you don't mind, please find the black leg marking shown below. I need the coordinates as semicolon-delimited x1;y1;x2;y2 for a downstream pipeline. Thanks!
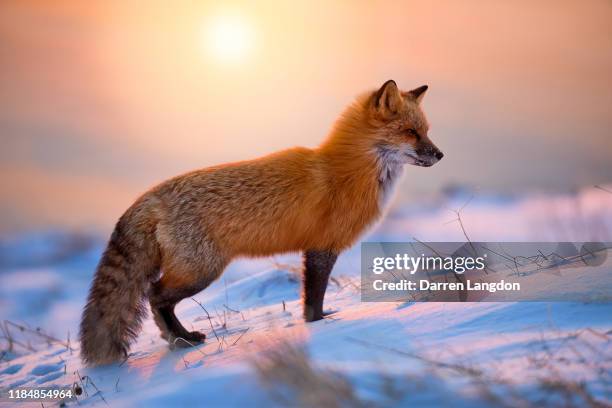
303;249;338;322
149;280;210;346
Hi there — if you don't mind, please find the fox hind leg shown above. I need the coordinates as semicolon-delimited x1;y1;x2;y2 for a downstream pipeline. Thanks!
302;249;338;322
149;281;206;347
149;261;225;347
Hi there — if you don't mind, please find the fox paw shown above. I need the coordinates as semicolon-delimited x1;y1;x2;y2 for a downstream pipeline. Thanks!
185;330;206;343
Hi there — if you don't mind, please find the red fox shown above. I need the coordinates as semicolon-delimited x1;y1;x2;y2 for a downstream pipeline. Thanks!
80;80;443;365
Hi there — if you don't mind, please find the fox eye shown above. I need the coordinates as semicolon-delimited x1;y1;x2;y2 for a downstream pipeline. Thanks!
405;128;420;140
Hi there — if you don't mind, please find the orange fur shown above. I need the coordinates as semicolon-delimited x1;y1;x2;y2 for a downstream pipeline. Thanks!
79;80;443;365
151;90;415;258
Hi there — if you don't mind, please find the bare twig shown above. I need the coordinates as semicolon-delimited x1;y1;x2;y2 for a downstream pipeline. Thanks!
191;298;220;342
594;185;612;194
66;330;72;355
170;336;207;357
1;321;15;352
224;304;240;313
0;323;36;353
4;320;74;351
231;328;250;346
76;370;107;405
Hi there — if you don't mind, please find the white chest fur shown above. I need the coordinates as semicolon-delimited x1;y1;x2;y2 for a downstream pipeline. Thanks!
377;160;405;212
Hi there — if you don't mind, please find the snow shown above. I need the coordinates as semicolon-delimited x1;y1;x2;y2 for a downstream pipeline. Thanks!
0;186;611;407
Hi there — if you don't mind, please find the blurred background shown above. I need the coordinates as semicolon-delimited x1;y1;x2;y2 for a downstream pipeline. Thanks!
1;0;611;235
0;1;611;368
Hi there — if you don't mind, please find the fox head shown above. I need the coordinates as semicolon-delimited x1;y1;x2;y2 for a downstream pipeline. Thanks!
367;80;443;167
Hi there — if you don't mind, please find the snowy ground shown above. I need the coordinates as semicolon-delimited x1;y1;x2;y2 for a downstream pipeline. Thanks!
0;186;611;407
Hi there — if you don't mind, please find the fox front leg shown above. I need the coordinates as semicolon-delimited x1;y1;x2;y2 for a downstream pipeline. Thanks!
302;249;338;322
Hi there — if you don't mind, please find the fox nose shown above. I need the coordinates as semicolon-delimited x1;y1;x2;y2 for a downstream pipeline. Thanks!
435;151;444;160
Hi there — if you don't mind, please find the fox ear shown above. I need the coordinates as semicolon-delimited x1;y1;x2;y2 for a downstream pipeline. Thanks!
373;80;403;117
405;85;428;104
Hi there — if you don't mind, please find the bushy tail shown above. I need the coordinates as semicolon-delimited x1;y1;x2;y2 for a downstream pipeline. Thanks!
79;207;160;366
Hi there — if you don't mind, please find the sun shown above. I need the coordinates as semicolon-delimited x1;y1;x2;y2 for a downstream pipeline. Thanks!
204;13;255;63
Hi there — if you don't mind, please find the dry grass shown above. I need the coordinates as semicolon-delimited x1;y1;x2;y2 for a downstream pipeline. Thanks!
350;330;611;408
252;341;364;408
252;332;610;408
0;319;74;355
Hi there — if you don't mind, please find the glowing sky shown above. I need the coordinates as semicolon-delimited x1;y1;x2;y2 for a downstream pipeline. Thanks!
1;0;611;233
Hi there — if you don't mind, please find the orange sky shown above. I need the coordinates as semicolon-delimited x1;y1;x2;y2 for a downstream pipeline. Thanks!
1;0;611;234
